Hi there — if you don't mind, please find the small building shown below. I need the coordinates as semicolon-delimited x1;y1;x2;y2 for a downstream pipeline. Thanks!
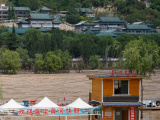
17;13;54;28
75;8;95;18
53;21;61;29
40;6;52;14
96;17;125;32
96;29;126;37
12;7;30;18
0;4;8;20
87;70;146;120
55;11;68;21
75;21;99;33
124;24;156;34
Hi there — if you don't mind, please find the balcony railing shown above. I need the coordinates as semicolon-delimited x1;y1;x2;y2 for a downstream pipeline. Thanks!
31;25;41;28
43;25;53;27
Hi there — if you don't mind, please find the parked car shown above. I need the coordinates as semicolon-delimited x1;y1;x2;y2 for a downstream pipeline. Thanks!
156;100;160;106
143;100;156;107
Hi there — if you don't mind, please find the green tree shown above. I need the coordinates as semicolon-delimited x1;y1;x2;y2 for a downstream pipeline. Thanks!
10;25;20;50
1;50;20;74
142;34;160;47
62;36;80;58
0;25;7;33
23;29;44;58
82;0;91;7
122;38;160;75
89;55;101;69
116;34;137;49
44;52;63;73
8;4;11;19
1;31;21;51
66;14;81;24
34;54;44;73
53;50;72;69
125;11;146;23
18;0;40;10
98;36;115;58
16;47;30;69
50;30;63;51
78;34;95;66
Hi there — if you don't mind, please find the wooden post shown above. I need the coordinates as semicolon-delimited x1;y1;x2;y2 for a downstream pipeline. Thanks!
141;78;143;118
88;92;92;120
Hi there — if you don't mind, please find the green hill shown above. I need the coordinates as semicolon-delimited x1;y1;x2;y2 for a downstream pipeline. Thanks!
3;0;160;26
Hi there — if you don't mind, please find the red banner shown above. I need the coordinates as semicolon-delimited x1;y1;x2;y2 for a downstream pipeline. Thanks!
110;70;137;77
130;106;135;120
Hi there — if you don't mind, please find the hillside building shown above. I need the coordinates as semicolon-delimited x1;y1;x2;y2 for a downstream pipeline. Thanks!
40;6;52;14
95;17;125;32
123;24;156;34
12;7;30;18
17;13;54;28
0;4;8;20
75;8;95;18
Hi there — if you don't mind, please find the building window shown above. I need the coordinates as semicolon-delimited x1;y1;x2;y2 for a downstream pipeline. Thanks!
32;23;37;25
114;80;128;94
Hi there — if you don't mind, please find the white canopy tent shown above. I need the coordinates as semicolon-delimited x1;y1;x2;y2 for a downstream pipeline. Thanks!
31;97;59;109
0;99;24;110
66;98;93;109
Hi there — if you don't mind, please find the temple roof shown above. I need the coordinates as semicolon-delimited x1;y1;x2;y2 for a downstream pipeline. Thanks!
29;13;53;20
99;17;124;23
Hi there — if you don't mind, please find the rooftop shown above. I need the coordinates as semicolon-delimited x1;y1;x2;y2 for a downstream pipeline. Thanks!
7;28;31;34
39;27;51;32
99;17;124;23
96;32;117;37
12;7;30;11
83;23;96;26
126;24;150;30
87;73;146;79
85;30;97;34
75;21;88;26
29;13;53;20
103;102;142;106
75;8;93;13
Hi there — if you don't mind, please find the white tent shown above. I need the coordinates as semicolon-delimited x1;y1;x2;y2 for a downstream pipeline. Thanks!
0;99;24;110
31;97;59;108
66;98;93;109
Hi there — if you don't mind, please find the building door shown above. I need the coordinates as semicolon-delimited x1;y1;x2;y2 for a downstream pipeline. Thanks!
115;108;122;120
122;109;128;120
115;107;128;120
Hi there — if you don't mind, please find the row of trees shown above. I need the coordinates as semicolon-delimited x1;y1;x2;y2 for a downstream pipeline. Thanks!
0;49;72;74
0;26;160;74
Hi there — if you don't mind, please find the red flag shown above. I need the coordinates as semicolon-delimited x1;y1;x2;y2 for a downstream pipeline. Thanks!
64;93;65;101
